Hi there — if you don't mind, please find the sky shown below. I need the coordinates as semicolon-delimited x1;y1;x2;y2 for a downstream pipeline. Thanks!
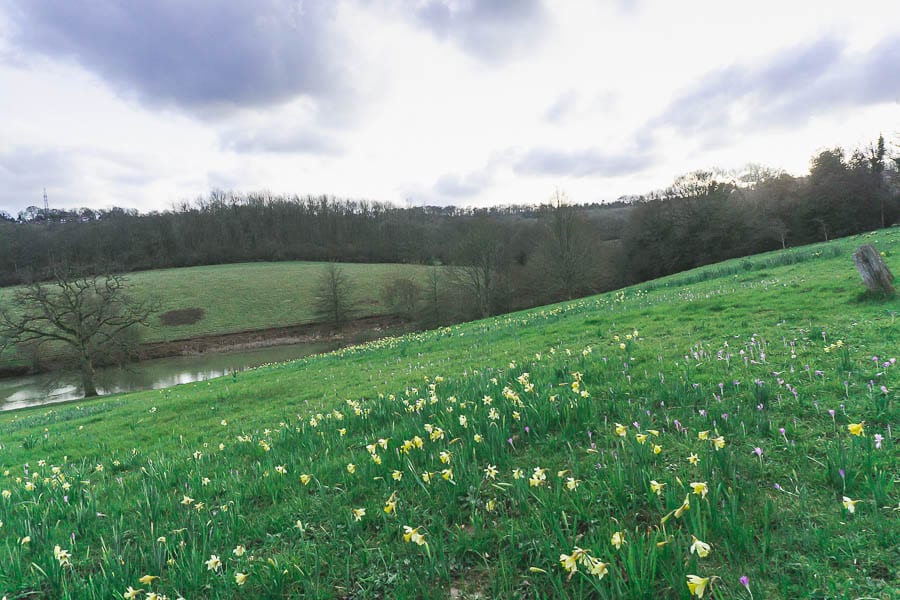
0;0;898;216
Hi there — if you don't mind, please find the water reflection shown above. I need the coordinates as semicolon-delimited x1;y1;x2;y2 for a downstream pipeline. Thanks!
0;342;332;411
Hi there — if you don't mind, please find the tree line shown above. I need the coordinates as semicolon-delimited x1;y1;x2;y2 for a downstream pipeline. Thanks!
2;137;898;323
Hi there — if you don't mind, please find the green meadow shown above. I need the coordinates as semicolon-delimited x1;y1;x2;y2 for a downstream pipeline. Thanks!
0;230;898;598
0;261;438;369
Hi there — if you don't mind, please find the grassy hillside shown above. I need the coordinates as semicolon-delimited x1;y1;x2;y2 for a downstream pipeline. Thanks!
0;261;440;368
0;230;898;598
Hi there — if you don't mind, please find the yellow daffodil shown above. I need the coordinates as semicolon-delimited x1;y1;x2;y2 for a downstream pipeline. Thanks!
690;482;709;499
205;554;221;571
441;468;454;481
529;467;547;487
384;492;398;514
675;495;691;518
586;556;608;579
690;536;711;557
611;531;626;549
123;587;142;600
636;433;648;444
138;575;158;585
403;525;427;546
235;572;249;585
233;545;246;557
559;547;587;573
484;464;499;479
653;444;663;455
688;453;700;465
346;463;356;474
275;465;287;475
300;474;312;485
485;499;496;511
352;508;366;521
473;433;483;443
615;423;627;437
842;496;860;513
697;430;710;441
439;451;452;464
391;470;403;481
512;468;524;480
54;545;71;566
648;429;659;436
422;471;434;483
686;575;711;598
847;422;864;436
712;436;725;450
650;480;666;495
566;477;580;490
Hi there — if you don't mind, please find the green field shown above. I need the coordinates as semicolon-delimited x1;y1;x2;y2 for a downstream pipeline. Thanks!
0;230;898;598
0;261;439;368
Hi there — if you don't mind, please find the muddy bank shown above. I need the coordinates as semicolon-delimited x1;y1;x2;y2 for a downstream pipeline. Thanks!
138;315;412;360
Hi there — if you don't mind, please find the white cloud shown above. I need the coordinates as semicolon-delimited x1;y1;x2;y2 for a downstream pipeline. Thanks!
0;0;897;214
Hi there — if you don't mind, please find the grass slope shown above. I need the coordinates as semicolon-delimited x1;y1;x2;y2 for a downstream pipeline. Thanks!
0;230;898;599
0;261;438;368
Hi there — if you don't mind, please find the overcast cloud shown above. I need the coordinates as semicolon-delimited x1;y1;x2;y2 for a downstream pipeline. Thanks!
0;0;897;215
411;0;548;62
4;1;345;113
646;34;900;143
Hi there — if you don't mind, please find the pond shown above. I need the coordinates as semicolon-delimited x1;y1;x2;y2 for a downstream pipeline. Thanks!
0;342;334;411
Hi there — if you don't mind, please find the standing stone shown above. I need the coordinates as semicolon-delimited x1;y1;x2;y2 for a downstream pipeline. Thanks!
852;244;895;295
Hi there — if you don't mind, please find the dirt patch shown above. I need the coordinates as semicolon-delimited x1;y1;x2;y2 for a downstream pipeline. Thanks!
159;308;206;326
139;314;412;360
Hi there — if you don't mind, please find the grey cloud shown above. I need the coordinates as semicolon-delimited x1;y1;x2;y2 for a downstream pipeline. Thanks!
543;90;619;123
647;35;900;139
401;163;497;206
433;169;491;198
412;0;547;61
513;146;652;177
543;90;578;123
223;127;343;155
0;147;161;214
0;147;74;214
4;1;345;114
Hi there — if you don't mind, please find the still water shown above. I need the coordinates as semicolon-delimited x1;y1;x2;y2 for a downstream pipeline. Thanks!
0;342;333;411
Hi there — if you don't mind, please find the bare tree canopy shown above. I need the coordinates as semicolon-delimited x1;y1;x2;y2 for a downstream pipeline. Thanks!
313;263;356;329
0;269;155;397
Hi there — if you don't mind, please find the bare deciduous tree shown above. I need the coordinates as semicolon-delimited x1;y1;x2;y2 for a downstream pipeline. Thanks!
537;190;594;300
0;269;155;397
453;219;506;319
313;263;356;329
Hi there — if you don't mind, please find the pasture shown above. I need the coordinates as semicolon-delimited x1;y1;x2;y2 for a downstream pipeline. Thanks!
0;230;897;598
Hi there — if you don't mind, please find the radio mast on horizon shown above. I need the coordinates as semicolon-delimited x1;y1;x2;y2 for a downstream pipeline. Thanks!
43;188;49;214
